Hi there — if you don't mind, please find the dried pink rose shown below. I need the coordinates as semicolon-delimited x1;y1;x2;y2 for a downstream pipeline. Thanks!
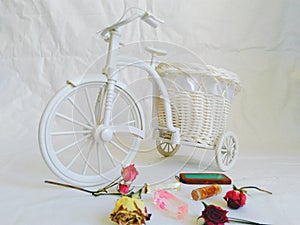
122;164;139;182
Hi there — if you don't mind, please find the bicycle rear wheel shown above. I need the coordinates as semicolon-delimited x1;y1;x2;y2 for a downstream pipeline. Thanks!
39;81;144;186
156;140;180;157
215;131;239;171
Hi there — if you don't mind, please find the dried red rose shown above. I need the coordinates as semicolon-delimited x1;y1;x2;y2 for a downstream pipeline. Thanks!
198;201;271;225
122;164;139;182
200;203;229;225
223;185;272;210
223;189;246;209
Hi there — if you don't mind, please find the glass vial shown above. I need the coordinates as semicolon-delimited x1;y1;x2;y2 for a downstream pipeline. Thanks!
191;184;221;201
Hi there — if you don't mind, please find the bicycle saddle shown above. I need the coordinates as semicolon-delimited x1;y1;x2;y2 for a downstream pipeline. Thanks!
145;46;167;56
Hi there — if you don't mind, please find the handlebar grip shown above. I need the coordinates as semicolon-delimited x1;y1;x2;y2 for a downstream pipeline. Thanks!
99;11;164;40
142;12;164;28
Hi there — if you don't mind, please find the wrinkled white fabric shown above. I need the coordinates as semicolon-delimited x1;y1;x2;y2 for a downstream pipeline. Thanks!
0;0;299;224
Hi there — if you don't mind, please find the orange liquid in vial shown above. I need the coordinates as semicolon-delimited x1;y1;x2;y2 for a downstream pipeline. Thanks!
191;184;221;201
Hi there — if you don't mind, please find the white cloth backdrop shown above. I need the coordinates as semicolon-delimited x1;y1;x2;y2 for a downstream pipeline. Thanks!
1;0;300;224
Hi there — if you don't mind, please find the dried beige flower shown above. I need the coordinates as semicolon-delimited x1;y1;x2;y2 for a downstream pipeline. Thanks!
110;196;150;225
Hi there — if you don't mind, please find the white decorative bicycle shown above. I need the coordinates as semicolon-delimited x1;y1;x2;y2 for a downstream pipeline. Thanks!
39;9;240;187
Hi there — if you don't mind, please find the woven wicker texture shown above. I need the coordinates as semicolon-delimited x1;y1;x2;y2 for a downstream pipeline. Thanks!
158;90;231;147
156;63;238;147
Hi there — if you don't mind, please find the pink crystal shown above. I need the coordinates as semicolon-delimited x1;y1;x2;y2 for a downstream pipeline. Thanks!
153;190;188;220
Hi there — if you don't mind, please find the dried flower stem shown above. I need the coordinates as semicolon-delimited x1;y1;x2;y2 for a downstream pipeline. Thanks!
92;192;121;197
44;180;122;197
239;186;272;195
95;176;122;193
45;180;95;194
228;217;271;225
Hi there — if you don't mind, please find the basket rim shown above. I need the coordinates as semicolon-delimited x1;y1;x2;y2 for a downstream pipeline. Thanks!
156;62;241;85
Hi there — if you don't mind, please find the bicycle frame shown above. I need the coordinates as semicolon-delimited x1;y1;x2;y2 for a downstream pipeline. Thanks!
39;9;240;187
102;29;180;144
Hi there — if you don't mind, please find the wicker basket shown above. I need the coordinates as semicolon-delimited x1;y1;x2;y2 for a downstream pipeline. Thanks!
156;63;240;147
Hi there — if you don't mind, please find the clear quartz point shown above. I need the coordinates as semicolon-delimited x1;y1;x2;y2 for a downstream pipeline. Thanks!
153;190;188;220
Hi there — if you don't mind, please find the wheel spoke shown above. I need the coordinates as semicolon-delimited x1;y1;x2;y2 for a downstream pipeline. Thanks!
51;130;92;136
56;112;93;130
227;154;232;165
229;140;236;151
162;143;167;151
112;92;120;106
223;156;228;165
227;137;233;149
83;140;96;175
96;143;103;175
103;143;117;167
111;104;132;121
55;134;91;154
221;148;228;153
225;154;230;165
110;140;129;155
67;97;94;126
224;138;229;150
112;125;144;139
84;88;97;125
120;120;136;125
222;152;227;163
66;140;87;169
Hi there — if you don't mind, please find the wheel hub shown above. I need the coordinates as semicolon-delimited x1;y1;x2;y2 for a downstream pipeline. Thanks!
94;125;113;143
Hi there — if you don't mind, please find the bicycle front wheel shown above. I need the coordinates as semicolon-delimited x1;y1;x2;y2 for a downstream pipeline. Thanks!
39;81;144;186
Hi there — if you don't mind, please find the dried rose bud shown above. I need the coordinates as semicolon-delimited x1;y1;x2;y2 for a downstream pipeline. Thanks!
223;189;246;209
122;164;139;182
119;183;130;195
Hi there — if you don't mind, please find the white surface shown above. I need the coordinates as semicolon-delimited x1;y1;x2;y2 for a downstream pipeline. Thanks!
1;0;300;224
1;147;300;224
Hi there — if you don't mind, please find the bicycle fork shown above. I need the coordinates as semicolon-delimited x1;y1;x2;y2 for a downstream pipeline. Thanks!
93;29;120;143
103;79;117;126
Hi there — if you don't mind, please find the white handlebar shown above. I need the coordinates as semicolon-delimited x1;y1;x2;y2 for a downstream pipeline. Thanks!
100;11;164;40
142;12;164;28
